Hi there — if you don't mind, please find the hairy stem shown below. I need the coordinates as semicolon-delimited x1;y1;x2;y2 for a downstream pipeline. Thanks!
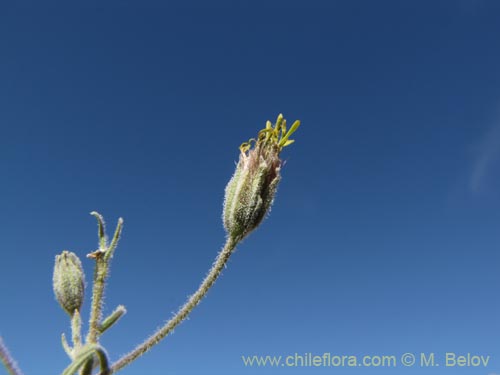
87;214;123;344
0;337;24;375
109;237;238;373
71;310;82;349
87;256;108;343
99;305;127;334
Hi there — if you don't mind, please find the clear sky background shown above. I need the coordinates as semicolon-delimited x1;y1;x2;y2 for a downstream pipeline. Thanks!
1;2;500;375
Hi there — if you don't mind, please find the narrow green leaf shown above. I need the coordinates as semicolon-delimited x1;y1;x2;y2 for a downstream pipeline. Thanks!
105;217;124;261
61;334;73;358
99;305;127;334
95;347;110;375
90;212;107;249
61;345;96;375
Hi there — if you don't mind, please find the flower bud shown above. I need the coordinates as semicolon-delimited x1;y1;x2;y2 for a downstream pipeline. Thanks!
53;250;85;315
223;114;300;241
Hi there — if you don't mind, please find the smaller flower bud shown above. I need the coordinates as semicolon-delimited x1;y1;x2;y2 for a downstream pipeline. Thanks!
223;114;300;241
53;250;85;315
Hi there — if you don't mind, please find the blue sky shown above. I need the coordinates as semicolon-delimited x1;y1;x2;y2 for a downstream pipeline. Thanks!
1;2;500;375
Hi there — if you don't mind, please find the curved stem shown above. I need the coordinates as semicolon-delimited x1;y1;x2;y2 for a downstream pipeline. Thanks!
109;236;238;373
0;337;24;375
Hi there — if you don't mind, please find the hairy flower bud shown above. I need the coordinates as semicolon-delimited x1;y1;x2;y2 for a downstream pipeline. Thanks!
53;250;85;315
223;114;300;241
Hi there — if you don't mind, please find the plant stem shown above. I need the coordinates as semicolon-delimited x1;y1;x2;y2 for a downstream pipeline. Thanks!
87;256;109;343
71;310;82;349
0;337;24;375
87;214;123;344
109;236;238;373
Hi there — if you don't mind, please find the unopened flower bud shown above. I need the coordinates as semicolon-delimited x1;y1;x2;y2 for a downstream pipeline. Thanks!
53;250;85;315
223;114;300;241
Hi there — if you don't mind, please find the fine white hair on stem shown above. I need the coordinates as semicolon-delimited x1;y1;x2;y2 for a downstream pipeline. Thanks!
0;337;24;375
